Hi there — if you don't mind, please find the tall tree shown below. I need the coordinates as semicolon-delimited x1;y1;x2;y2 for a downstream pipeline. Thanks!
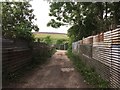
113;2;120;27
2;2;39;41
47;2;120;42
48;2;101;41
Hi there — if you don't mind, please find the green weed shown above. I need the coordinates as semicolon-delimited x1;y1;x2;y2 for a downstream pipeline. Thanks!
67;50;109;88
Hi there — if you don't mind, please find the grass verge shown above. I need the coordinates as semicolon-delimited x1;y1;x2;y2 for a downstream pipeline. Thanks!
67;50;109;88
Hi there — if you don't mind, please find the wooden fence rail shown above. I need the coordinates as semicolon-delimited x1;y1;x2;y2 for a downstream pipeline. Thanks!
72;27;120;88
2;48;32;75
2;39;52;79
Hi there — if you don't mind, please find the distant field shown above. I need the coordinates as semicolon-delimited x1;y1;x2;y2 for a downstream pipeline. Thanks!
33;32;69;44
34;33;69;40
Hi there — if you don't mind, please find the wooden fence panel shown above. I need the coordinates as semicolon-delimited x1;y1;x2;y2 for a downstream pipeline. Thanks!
2;40;52;79
72;28;120;88
110;28;120;88
2;48;32;75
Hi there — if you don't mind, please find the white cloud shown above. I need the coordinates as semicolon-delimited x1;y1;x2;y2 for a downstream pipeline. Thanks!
30;0;69;34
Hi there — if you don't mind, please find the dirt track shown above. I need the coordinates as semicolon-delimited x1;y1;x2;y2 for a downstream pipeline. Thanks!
4;50;91;88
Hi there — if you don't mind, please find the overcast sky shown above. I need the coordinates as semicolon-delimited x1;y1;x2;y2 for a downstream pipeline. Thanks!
30;0;69;34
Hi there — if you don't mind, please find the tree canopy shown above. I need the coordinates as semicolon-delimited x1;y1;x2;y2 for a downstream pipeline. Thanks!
2;2;39;42
43;36;52;45
47;2;120;42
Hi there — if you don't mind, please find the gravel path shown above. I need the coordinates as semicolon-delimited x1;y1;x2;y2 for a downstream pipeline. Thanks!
4;50;91;88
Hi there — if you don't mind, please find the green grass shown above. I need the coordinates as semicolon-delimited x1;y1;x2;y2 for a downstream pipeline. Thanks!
67;50;109;88
34;33;69;44
34;33;69;40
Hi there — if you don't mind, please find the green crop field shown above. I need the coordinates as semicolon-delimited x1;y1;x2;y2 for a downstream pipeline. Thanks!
33;33;69;44
34;33;69;40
